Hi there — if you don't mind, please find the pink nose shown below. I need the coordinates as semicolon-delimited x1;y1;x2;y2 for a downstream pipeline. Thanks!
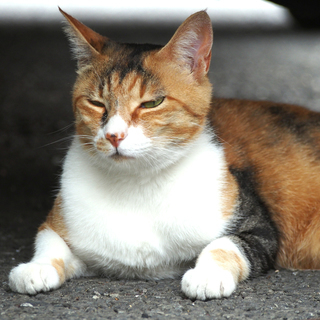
106;132;127;148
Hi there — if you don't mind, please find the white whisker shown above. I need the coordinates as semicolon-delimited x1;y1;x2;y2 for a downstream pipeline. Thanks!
47;123;74;135
39;136;74;149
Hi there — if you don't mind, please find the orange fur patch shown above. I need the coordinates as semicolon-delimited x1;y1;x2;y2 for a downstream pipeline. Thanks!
51;258;66;284
221;169;238;220
211;249;249;282
38;194;69;243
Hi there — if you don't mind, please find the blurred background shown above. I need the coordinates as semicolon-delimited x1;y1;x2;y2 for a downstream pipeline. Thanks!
1;0;320;246
0;0;291;25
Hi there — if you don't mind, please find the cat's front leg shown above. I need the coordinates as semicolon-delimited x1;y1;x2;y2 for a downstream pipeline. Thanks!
182;168;279;300
9;228;86;295
181;237;250;300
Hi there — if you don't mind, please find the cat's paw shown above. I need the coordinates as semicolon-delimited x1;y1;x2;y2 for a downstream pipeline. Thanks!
9;262;61;295
181;267;236;300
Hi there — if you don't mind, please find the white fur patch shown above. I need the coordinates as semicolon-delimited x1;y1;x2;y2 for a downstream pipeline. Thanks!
60;130;232;279
103;114;128;140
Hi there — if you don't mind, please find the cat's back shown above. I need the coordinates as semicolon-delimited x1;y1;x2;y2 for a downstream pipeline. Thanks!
210;97;320;171
210;98;320;147
209;98;320;269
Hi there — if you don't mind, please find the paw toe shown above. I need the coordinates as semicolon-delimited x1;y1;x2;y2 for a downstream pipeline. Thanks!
181;267;236;300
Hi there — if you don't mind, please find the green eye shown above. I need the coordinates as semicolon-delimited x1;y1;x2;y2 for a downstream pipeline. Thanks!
141;97;165;109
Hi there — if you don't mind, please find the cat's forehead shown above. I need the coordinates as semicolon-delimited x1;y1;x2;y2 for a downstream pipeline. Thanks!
88;42;164;98
103;42;162;76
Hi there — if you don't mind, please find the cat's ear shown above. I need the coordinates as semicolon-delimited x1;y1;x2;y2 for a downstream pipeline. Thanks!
59;7;108;68
158;11;213;81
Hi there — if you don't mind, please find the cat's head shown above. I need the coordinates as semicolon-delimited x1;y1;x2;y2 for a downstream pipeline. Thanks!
60;8;213;173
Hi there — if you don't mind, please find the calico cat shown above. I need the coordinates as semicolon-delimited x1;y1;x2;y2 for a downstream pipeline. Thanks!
8;8;320;300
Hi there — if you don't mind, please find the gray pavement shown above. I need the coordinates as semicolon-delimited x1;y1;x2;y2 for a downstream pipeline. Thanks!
1;17;320;319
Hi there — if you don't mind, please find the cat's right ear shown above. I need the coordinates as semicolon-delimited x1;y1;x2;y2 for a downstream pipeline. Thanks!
59;7;108;69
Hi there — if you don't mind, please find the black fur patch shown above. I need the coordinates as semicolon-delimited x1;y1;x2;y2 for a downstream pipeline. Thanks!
267;105;320;138
266;104;320;160
104;42;162;84
228;167;279;278
101;110;108;124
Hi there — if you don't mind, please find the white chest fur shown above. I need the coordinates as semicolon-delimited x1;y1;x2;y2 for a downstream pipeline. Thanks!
61;133;230;279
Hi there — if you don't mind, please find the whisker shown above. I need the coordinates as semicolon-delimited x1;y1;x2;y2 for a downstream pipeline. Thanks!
213;134;232;147
47;123;74;135
38;136;74;149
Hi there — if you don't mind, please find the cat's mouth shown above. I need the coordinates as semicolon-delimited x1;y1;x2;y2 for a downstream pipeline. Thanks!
110;149;134;161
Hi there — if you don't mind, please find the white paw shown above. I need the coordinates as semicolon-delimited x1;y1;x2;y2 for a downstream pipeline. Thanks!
181;267;236;300
9;262;60;295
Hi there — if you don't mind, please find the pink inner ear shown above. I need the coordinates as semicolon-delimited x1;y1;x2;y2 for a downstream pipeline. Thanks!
191;34;212;74
191;38;203;69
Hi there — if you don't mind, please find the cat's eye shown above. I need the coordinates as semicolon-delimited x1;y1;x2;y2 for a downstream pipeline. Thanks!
88;100;105;108
140;97;165;109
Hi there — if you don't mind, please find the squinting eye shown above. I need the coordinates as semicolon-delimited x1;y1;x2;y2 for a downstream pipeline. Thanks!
141;97;165;109
88;100;105;108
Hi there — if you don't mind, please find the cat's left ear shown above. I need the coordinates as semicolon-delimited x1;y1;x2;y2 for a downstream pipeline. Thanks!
158;10;213;81
59;7;109;69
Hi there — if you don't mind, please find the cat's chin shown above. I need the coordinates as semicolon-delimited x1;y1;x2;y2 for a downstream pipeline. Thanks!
110;153;134;162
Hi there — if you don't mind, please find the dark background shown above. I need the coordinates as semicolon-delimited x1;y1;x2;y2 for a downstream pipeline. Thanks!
1;6;320;319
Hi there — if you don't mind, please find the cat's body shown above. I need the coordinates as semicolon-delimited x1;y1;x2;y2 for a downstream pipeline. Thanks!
58;129;228;279
211;98;320;270
8;9;320;300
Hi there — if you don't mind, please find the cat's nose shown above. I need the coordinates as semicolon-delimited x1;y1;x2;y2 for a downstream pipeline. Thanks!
105;132;127;148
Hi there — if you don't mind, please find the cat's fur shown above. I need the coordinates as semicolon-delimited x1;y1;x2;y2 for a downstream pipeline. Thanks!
8;9;320;300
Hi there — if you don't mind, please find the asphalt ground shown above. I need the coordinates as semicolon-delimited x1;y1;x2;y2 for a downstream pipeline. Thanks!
1;16;320;319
